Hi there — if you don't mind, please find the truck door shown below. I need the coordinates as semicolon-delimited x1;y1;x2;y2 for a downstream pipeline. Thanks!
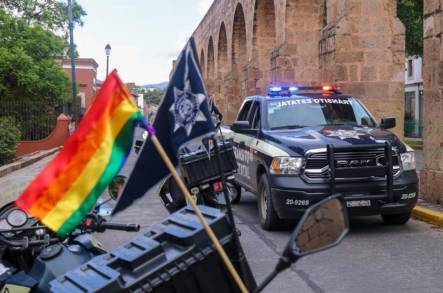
232;100;259;191
247;101;261;188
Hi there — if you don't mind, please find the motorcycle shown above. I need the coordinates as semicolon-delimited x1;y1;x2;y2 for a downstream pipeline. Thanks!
47;194;349;292
0;198;139;293
159;137;241;214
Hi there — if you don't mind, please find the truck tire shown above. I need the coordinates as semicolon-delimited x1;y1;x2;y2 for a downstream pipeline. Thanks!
382;212;411;225
258;174;284;230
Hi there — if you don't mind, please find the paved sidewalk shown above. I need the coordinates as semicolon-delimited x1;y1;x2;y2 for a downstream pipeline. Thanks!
0;154;56;205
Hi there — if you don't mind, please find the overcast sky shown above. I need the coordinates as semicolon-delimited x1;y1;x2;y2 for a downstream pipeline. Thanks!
75;0;213;85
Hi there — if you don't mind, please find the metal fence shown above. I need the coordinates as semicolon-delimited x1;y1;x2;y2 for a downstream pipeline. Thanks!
0;100;64;141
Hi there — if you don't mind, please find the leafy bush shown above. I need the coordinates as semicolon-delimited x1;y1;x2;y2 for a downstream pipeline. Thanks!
0;117;21;165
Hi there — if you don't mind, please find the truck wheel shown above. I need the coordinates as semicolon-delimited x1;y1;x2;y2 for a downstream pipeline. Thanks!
228;182;242;204
382;212;411;225
258;174;283;230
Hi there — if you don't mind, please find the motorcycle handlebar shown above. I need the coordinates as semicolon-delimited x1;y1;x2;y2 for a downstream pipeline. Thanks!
0;234;59;249
100;222;140;232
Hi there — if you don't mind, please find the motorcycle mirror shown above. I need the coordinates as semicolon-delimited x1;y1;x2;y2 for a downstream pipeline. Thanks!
96;202;113;217
254;195;349;293
289;195;348;257
107;175;127;200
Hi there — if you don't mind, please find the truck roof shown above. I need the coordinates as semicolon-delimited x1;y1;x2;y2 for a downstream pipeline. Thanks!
246;94;355;102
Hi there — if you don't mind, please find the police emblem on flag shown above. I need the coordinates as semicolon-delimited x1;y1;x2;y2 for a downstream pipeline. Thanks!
170;80;207;136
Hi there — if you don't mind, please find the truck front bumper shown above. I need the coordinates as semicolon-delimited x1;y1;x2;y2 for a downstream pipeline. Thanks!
269;171;419;219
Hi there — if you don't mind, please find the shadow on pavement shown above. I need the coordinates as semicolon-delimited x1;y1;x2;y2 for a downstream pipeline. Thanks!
236;191;422;235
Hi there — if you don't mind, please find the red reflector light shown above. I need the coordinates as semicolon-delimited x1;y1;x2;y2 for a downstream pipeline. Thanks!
323;85;333;91
212;181;223;192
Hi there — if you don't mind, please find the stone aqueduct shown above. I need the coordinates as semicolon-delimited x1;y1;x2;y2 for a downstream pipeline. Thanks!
188;0;443;204
192;0;405;130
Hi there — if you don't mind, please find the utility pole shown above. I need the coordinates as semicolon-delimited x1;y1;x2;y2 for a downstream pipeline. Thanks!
67;0;79;124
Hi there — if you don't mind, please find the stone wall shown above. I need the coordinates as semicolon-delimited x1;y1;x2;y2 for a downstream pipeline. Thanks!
192;0;405;129
320;0;405;137
420;0;443;203
16;114;71;157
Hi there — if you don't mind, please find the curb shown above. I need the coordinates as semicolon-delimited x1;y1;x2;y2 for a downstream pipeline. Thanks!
410;145;423;150
412;206;443;227
0;148;59;178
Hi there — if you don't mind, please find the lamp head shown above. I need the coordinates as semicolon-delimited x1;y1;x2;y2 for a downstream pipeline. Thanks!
105;44;111;56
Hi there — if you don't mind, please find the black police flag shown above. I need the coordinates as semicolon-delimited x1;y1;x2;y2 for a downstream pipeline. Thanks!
113;38;215;214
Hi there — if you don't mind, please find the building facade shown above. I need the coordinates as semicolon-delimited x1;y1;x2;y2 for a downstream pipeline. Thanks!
60;58;99;113
404;56;423;138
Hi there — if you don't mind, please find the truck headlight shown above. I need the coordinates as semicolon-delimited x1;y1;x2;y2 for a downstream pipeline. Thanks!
400;151;416;171
270;157;304;175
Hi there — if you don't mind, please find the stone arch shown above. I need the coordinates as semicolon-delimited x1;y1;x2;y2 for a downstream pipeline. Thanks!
217;22;228;79
216;22;229;115
226;3;247;122
207;37;215;79
207;37;215;85
232;3;247;75
199;49;206;77
252;0;277;93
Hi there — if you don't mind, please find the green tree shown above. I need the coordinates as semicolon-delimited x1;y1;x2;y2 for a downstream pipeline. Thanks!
0;0;86;34
0;9;71;139
144;89;166;106
0;117;21;165
397;0;423;56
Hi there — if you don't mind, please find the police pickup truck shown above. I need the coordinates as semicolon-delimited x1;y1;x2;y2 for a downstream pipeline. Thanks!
224;85;418;230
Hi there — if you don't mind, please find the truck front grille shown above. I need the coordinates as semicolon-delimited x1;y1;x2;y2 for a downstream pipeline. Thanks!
303;148;401;182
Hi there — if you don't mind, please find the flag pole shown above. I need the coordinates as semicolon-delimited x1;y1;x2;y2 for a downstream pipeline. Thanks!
145;124;248;293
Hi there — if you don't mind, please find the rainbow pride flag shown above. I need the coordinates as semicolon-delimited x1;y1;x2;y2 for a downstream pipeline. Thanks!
16;70;145;237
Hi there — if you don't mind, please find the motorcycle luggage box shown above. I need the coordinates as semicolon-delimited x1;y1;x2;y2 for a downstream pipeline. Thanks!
49;206;252;293
179;139;238;187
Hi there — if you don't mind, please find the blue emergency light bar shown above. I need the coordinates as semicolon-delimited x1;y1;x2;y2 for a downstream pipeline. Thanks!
268;85;340;96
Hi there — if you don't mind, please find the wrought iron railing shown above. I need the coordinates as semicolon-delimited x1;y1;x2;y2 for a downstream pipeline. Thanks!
0;100;63;140
404;118;423;138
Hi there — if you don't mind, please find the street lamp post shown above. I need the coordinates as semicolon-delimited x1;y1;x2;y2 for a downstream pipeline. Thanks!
62;46;69;115
105;44;111;77
67;0;78;124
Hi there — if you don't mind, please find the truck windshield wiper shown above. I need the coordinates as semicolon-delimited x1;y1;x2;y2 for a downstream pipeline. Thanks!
319;123;357;127
270;125;306;130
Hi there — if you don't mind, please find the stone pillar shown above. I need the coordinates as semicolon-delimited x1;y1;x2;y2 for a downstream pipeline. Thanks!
223;73;243;124
214;76;224;115
271;44;297;85
243;64;263;96
206;79;216;97
321;0;405;138
420;0;443;203
281;0;323;85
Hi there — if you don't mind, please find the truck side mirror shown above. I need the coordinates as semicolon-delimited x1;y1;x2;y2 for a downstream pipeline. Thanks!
231;120;251;133
380;117;396;130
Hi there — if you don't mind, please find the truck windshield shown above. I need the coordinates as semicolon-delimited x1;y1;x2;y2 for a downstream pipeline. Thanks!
266;97;376;130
